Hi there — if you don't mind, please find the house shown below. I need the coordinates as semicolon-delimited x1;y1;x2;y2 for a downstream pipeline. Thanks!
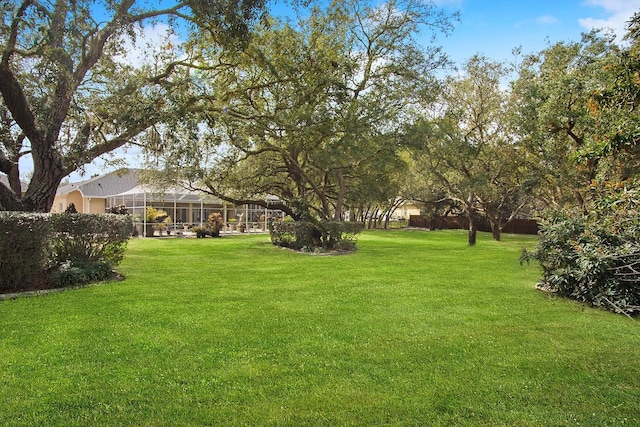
389;200;421;220
53;169;139;213
53;168;280;236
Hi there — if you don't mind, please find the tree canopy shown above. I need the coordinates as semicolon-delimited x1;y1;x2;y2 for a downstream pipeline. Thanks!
2;0;638;249
0;0;266;212
142;0;457;221
406;56;535;244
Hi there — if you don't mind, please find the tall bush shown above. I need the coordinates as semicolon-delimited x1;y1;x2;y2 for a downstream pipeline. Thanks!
51;213;133;266
0;212;133;293
526;182;640;315
0;212;53;292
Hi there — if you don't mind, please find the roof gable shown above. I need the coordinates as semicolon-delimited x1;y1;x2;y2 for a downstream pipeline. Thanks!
57;169;140;197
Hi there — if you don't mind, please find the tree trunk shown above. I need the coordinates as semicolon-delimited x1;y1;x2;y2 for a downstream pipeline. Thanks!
485;209;502;241
491;225;501;241
0;163;64;212
468;218;477;246
23;147;65;212
334;169;346;221
466;194;477;246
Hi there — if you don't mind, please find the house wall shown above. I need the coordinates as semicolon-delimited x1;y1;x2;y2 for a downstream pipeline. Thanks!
51;195;68;213
85;197;106;214
51;191;105;213
51;191;84;213
390;201;421;220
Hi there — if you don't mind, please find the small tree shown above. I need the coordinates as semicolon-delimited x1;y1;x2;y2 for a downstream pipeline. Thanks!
208;212;224;237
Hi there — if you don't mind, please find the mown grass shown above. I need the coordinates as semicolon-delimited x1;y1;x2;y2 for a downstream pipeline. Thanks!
1;230;638;426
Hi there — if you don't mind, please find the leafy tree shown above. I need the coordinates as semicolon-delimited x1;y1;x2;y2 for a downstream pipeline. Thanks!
0;0;266;212
409;56;534;244
143;0;456;221
585;13;640;180
509;31;617;209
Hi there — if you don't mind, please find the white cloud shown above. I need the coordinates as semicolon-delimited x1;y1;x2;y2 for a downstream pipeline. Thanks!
579;0;640;39
537;15;560;24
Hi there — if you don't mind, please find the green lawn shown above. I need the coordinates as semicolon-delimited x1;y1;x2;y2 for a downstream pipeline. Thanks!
1;230;639;426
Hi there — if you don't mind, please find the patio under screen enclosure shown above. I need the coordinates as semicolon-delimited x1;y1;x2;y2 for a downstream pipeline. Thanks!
107;185;284;237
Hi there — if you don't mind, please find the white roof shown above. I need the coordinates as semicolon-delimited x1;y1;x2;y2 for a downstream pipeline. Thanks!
113;184;222;203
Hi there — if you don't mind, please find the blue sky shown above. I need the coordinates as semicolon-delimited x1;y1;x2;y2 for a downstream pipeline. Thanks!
432;0;640;66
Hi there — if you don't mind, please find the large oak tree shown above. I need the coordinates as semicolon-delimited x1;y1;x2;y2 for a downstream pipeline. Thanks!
0;0;265;212
143;0;456;221
508;31;617;209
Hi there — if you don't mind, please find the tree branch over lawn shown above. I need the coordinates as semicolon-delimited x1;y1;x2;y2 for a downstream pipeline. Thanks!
143;0;457;221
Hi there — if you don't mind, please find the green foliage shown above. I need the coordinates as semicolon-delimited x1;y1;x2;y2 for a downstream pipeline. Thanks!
51;213;133;266
585;13;640;173
269;220;363;251
48;264;88;288
269;221;319;250
0;0;270;212
143;0;456;221
0;212;132;292
321;221;364;250
145;207;161;223
191;225;204;237
49;261;114;289
525;181;640;315
0;212;52;291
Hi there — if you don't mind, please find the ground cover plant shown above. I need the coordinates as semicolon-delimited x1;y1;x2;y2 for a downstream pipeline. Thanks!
1;230;638;426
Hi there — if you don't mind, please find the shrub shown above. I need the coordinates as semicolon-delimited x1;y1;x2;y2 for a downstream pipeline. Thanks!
525;182;640;315
192;225;209;238
49;260;114;289
51;213;133;266
208;212;224;237
269;221;363;252
0;212;53;292
269;221;318;250
0;212;132;293
322;221;364;250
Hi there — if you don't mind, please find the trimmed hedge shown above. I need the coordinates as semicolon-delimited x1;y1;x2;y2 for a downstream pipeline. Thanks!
269;221;363;252
0;212;53;291
524;183;640;316
51;213;132;266
0;212;132;292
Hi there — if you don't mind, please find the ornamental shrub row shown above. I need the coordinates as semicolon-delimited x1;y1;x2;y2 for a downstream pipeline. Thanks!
0;212;132;293
269;221;364;252
524;182;640;316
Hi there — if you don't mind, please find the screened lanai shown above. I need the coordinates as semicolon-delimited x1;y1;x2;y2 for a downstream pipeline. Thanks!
107;185;283;237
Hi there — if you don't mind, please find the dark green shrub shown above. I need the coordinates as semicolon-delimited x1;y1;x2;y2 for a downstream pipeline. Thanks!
49;260;114;288
0;212;53;292
51;213;133;266
49;264;88;288
525;182;640;315
322;221;364;250
269;221;318;250
269;221;363;252
74;260;114;282
0;212;132;293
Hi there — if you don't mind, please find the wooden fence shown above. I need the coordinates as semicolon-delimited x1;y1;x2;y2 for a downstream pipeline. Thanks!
409;215;539;235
